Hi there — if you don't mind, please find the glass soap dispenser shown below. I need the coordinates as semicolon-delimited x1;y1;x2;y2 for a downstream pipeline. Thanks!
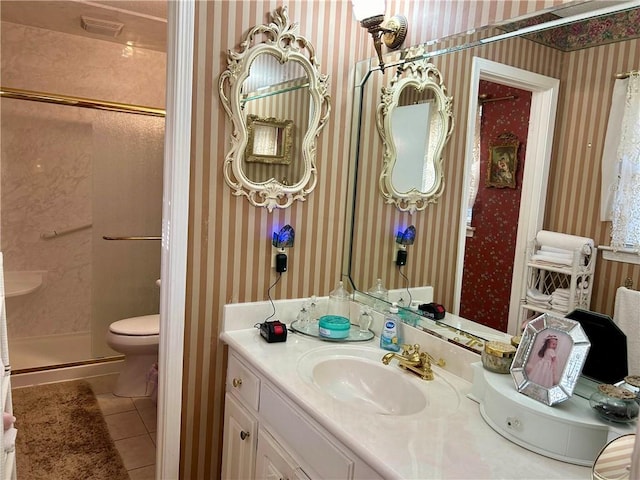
367;278;389;310
328;281;351;322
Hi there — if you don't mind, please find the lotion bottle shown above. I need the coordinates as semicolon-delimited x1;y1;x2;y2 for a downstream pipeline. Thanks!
380;302;402;352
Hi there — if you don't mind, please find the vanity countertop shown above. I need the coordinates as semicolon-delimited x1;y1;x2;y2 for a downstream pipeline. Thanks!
221;327;590;479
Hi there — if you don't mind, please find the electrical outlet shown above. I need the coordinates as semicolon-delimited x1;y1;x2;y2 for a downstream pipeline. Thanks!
272;247;288;272
396;248;407;266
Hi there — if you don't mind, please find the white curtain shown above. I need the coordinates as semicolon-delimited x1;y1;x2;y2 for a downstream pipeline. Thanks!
466;104;482;224
610;73;640;249
600;78;628;221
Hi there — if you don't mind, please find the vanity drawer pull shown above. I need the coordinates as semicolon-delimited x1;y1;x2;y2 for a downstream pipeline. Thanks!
232;378;243;388
240;430;250;440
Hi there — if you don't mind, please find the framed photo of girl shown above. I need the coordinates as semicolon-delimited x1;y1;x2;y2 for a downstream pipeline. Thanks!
511;313;591;406
486;133;519;189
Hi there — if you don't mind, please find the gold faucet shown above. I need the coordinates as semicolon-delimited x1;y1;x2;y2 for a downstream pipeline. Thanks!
381;344;445;381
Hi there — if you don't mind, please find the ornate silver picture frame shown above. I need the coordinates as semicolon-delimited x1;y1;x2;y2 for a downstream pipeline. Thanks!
511;313;591;406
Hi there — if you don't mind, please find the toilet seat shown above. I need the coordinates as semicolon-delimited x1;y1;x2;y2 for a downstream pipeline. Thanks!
109;314;159;336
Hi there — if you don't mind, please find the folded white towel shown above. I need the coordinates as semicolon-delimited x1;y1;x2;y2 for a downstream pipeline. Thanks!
3;426;16;453
527;288;552;302
539;245;574;256
527;300;552;310
530;253;573;266
614;287;640;375
537;245;573;259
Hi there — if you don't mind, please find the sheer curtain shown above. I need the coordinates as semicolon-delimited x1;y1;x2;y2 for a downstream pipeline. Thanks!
467;104;482;225
611;73;640;249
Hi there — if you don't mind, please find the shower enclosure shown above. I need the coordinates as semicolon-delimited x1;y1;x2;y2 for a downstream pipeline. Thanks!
0;93;164;371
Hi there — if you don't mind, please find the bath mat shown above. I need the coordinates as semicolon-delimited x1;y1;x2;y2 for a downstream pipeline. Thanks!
11;379;129;480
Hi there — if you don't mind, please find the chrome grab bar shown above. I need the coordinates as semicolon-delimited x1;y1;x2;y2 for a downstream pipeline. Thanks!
41;223;92;240
102;235;161;241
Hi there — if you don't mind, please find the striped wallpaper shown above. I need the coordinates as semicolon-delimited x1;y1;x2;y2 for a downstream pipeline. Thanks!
183;1;576;478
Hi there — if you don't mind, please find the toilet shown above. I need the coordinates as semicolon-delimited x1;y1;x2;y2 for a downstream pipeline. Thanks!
107;314;160;398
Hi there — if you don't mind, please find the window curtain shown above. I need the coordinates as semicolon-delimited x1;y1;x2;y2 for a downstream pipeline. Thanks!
600;78;628;221
610;73;640;249
466;104;482;224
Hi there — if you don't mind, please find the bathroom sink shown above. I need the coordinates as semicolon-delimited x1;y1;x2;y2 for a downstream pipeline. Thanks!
297;345;460;416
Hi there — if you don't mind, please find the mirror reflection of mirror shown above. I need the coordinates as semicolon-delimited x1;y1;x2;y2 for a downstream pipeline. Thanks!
377;48;454;214
245;114;293;163
219;6;330;212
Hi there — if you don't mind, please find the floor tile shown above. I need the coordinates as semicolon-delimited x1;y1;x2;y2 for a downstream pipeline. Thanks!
115;434;156;470
96;393;135;416
105;410;148;440
137;405;157;433
133;397;156;411
128;464;156;480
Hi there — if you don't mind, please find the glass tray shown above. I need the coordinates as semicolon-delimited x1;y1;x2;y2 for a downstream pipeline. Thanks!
290;320;374;342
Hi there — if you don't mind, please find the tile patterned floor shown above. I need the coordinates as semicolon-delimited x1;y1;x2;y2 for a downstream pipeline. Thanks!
88;375;157;480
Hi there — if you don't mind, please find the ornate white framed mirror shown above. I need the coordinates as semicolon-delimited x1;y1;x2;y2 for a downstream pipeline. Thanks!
219;6;331;212
376;47;454;213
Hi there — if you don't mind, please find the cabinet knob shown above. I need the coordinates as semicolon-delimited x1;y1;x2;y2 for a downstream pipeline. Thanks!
240;430;250;440
232;378;243;388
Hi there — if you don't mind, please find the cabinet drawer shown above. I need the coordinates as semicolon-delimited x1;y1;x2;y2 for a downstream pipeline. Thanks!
227;352;260;411
261;382;354;479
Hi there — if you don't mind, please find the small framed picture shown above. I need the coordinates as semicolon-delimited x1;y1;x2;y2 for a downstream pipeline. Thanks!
511;313;591;406
486;138;519;189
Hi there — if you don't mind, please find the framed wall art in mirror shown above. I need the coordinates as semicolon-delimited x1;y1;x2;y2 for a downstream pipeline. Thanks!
376;46;454;214
511;313;591;406
486;133;519;189
219;6;331;212
245;114;294;165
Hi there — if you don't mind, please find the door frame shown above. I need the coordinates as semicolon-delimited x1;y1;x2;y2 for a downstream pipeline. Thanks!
453;57;559;335
157;1;194;478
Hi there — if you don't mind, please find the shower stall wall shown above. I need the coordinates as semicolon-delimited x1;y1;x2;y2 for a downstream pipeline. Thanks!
0;19;166;371
1;93;164;370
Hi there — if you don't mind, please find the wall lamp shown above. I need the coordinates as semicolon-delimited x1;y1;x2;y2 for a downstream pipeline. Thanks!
272;224;295;273
395;225;415;266
352;0;408;71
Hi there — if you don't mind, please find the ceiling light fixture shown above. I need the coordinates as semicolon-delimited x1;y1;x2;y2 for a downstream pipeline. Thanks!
351;0;408;71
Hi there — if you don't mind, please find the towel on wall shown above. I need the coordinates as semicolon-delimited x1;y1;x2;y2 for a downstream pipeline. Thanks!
614;286;640;375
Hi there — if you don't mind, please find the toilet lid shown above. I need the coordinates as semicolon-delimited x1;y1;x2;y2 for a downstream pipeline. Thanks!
110;314;160;336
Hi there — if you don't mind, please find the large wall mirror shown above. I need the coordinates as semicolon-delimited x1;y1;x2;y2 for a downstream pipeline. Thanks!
376;46;454;213
346;1;640;353
219;6;331;212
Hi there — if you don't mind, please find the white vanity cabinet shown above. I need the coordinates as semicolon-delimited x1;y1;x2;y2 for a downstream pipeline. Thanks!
221;393;258;480
255;428;310;480
222;350;383;480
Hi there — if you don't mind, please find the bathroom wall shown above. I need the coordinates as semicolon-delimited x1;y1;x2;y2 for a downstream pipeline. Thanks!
183;1;569;477
0;22;165;351
547;36;640;315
